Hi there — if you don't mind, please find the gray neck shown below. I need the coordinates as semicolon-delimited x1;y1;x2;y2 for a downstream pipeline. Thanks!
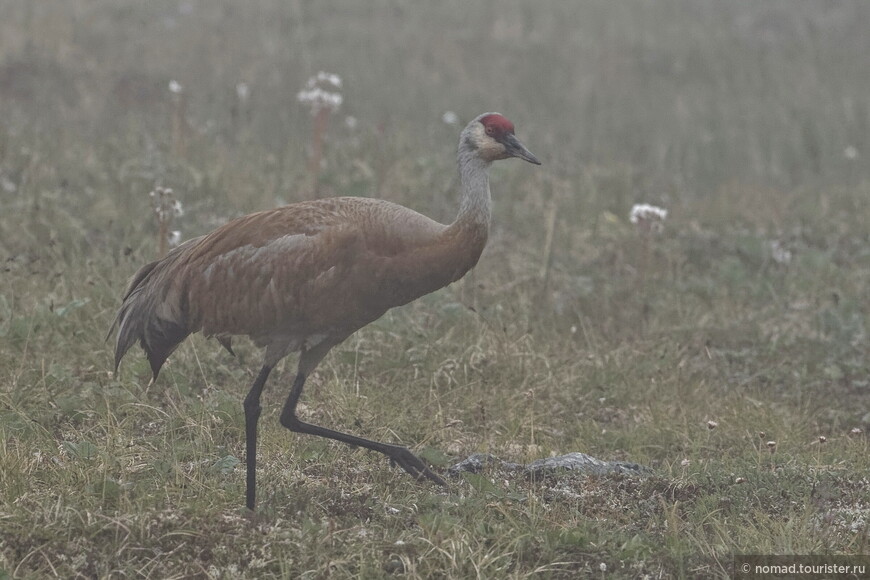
455;141;492;229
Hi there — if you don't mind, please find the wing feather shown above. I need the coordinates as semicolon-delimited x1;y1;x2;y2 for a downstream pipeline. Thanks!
111;196;456;375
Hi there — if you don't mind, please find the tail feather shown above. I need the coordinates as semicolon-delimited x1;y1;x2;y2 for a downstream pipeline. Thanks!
216;335;236;357
109;257;190;380
142;316;190;379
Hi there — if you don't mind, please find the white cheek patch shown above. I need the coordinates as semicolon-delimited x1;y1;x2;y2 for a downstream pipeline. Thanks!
469;123;507;160
480;141;506;159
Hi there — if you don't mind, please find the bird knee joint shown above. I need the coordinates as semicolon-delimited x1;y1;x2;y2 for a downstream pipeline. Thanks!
279;411;300;431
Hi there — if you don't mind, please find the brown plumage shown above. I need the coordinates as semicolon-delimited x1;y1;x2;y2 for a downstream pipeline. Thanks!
110;112;540;510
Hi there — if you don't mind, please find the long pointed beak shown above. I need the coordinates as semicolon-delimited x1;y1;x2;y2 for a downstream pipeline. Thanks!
504;133;541;165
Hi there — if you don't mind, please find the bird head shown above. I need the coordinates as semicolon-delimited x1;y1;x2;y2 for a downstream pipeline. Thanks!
462;112;541;165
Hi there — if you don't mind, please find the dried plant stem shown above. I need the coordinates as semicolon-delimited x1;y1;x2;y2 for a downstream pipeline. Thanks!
157;218;168;259
150;187;181;259
309;108;330;196
526;389;536;448
539;202;558;282
637;230;652;332
533;202;558;317
170;92;188;159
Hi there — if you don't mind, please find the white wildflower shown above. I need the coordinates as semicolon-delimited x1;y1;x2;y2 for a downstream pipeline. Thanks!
0;175;16;193
442;111;459;125
297;71;343;116
599;562;607;573
149;187;180;221
235;82;250;102
297;87;343;115
680;458;690;467
629;203;668;224
315;71;342;89
769;240;792;265
168;230;182;247
844;146;859;160
344;115;358;129
707;420;718;430
168;80;183;94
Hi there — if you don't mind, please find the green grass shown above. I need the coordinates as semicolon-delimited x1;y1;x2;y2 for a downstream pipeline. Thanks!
2;1;870;578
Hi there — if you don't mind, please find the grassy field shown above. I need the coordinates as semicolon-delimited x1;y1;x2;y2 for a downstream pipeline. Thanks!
1;0;869;577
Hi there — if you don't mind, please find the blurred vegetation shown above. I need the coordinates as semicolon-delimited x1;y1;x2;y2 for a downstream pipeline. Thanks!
1;0;869;578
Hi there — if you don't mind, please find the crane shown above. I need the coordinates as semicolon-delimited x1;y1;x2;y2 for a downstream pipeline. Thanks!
110;112;540;510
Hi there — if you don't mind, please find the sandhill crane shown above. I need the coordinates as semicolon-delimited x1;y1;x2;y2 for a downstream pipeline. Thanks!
110;112;540;510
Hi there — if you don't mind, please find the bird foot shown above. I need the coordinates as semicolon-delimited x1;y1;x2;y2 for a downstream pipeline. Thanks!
388;447;447;486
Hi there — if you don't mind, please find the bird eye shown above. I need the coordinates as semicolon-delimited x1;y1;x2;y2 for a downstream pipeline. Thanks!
485;126;494;135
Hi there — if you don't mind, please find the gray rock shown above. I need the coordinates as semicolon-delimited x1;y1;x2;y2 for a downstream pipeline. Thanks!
447;453;523;475
525;452;648;476
448;451;648;477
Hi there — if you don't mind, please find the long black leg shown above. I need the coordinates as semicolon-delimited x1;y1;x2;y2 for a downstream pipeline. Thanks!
243;365;272;510
279;372;446;486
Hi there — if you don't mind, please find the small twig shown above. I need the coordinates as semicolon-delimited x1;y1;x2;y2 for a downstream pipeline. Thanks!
309;107;330;195
168;80;188;159
297;71;343;197
533;201;559;318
